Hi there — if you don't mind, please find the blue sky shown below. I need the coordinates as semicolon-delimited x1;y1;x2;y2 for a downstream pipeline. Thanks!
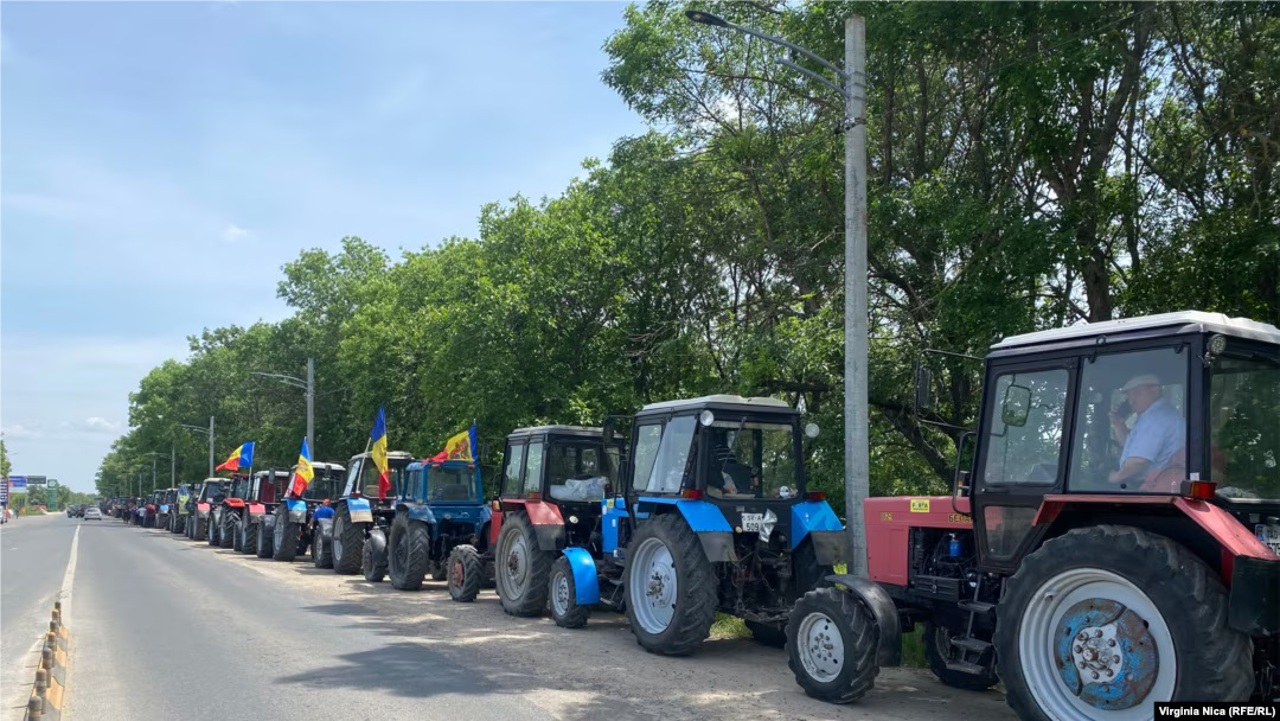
1;1;648;493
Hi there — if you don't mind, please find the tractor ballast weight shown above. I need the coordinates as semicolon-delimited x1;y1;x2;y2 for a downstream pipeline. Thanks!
555;396;839;654
383;458;490;591
330;450;415;576
788;310;1280;718
468;425;623;613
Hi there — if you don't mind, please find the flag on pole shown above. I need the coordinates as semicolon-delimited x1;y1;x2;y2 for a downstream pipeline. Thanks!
290;438;315;497
439;421;478;462
215;442;255;472
370;406;390;498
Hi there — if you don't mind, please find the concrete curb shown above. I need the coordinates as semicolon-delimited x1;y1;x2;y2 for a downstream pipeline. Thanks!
23;601;70;721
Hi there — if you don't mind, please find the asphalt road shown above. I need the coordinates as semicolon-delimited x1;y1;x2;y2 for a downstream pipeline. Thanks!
1;513;78;721
64;518;555;721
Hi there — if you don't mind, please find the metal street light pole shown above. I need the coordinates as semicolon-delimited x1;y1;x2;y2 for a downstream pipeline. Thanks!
253;358;315;460
686;10;869;576
180;416;216;477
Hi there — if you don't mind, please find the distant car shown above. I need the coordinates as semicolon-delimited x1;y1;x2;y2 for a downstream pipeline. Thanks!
82;507;102;521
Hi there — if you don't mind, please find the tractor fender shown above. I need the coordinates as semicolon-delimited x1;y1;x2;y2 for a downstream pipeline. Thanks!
345;497;374;525
224;498;246;509
510;499;566;552
561;547;601;605
635;497;737;562
367;528;388;567
284;498;308;524
823;574;902;668
402;504;437;527
160;504;170;514
247;502;267;518
791;500;846;566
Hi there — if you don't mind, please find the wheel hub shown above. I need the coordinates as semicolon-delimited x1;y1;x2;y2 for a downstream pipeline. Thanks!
1054;598;1158;710
554;575;570;615
798;612;844;681
452;560;464;587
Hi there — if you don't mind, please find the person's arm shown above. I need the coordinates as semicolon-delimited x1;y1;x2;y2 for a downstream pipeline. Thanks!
1108;456;1150;485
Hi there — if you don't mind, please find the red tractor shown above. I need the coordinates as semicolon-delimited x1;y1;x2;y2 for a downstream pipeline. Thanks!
786;311;1280;718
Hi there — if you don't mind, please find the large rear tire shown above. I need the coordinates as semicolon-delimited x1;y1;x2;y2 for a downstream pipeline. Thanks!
220;512;236;549
787;586;881;704
273;518;300;562
993;525;1254;721
331;506;364;575
549;556;591;629
447;544;483;603
241;518;259;556
624;513;717;656
388;517;431;591
494;513;554;617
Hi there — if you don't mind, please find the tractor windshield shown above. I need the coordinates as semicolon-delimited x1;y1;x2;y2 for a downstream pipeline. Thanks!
547;439;618;502
427;466;479;502
1210;354;1280;501
199;483;224;501
705;419;800;499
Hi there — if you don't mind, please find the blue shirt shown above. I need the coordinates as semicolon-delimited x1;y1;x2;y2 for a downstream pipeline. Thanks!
312;506;335;520
1120;398;1185;472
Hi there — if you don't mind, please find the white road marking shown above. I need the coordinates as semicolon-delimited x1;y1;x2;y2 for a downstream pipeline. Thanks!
60;524;81;625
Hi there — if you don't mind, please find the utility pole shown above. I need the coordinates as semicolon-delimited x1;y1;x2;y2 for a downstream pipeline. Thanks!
208;415;215;477
152;456;157;492
843;15;869;577
171;442;176;485
306;357;315;461
683;10;870;576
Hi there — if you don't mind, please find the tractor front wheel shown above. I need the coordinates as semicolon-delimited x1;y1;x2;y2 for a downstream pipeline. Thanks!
548;556;591;629
624;513;717;656
207;515;219;546
430;561;447;582
494;513;553;617
331;507;364;575
787;586;881;704
992;525;1254;721
220;513;237;549
388;517;430;591
241;518;259;556
273;518;300;562
362;529;387;583
312;524;333;569
256;518;274;559
447;544;483;603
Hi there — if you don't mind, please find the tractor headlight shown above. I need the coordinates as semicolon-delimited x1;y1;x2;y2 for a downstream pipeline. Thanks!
758;508;777;543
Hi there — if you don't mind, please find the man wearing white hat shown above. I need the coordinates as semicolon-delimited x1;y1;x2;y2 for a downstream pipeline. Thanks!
1108;374;1186;488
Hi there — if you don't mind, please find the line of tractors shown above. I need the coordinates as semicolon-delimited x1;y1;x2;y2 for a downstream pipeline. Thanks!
107;311;1280;720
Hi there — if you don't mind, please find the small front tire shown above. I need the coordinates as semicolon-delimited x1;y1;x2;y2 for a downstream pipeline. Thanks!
548;556;591;629
786;587;880;704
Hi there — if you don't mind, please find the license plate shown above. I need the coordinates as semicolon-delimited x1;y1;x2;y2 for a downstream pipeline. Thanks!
741;513;764;532
1263;525;1280;556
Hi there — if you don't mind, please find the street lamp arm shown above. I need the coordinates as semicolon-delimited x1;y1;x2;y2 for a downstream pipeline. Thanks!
778;58;845;98
179;424;209;435
252;371;307;389
719;19;847;84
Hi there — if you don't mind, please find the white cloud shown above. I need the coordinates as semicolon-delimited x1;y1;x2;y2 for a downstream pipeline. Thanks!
62;417;123;434
0;423;40;439
222;224;250;242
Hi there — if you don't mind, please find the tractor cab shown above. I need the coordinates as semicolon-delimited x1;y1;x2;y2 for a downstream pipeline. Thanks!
789;311;1280;715
298;462;345;504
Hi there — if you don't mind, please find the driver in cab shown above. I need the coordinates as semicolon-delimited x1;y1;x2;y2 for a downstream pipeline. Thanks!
1108;374;1185;489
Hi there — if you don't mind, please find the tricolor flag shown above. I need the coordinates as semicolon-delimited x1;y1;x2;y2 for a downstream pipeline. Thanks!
370;406;390;498
215;442;255;472
437;421;478;462
290;438;315;497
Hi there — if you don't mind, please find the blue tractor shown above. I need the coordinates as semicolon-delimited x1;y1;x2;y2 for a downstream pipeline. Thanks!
330;450;416;576
362;458;494;592
553;395;842;655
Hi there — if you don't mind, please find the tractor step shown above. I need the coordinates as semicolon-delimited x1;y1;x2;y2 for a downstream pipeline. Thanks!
959;600;996;616
944;660;991;676
949;636;993;655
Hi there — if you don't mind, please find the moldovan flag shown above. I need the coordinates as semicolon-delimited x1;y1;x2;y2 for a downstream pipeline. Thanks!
370;406;390;498
215;442;255;472
290;438;315;497
442;421;478;462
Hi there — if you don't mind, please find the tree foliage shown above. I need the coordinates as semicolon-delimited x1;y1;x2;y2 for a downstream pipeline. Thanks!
98;2;1279;514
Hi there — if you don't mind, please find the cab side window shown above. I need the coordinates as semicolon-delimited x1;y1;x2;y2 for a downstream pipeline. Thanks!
981;368;1070;486
502;443;526;498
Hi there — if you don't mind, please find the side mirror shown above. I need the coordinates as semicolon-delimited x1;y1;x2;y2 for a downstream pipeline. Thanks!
1001;384;1032;427
804;422;820;439
914;360;933;412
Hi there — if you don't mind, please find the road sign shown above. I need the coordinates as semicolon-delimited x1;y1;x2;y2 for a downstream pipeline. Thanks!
48;480;59;510
1;480;8;506
9;476;27;490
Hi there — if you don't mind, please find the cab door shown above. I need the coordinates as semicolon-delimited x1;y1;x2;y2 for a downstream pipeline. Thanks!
971;359;1076;574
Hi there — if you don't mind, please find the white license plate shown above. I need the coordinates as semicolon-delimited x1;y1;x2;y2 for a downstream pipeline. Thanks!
1264;525;1280;556
741;513;764;532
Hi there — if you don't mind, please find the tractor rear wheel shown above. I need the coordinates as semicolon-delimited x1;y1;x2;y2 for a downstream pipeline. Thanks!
331;506;364;575
923;621;998;691
362;529;387;583
993;525;1254;721
624;513;717;656
312;525;333;569
241;518;259;556
787;586;881;704
549;556;591;629
273;518;300;562
494;513;553;617
447;544;483;603
746;621;788;648
256;518;274;559
388;517;430;591
220;513;236;549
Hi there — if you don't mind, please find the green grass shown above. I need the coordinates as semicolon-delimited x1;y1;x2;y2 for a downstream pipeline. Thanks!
710;612;751;639
901;623;927;668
